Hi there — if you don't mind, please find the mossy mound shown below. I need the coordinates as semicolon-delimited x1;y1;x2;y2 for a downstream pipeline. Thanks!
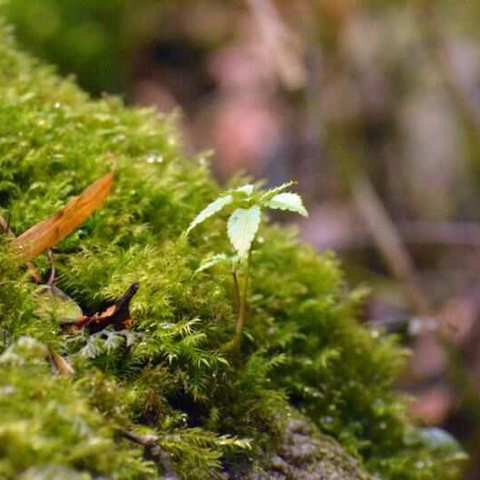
0;17;463;480
0;337;156;479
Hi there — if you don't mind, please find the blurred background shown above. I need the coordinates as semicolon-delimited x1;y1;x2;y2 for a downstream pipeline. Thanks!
4;0;480;477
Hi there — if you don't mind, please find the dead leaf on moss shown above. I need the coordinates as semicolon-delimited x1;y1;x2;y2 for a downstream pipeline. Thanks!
0;213;42;283
67;282;140;334
48;347;75;377
12;172;113;262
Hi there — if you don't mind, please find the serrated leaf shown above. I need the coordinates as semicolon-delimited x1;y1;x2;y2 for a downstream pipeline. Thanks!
186;194;233;235
195;254;229;275
104;330;124;353
227;206;261;258
267;192;308;216
260;181;295;202
195;254;240;275
234;184;255;196
121;330;141;347
80;336;103;359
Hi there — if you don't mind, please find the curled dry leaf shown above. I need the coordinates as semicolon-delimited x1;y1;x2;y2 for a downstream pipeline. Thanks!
68;282;140;334
48;347;75;377
12;172;113;262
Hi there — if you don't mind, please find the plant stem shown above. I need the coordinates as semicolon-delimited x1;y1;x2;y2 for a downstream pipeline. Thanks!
232;253;251;351
232;270;241;311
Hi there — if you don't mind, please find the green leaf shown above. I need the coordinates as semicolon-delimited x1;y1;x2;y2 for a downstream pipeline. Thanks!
233;184;255;196
227;206;261;258
260;181;295;202
195;253;240;275
267;192;308;217
186;194;233;235
194;254;229;275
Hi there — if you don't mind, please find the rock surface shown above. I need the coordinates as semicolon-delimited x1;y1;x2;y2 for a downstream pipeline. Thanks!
243;419;369;480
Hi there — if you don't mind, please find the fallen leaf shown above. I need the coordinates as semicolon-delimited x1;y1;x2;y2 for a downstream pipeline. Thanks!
48;347;75;377
68;282;140;334
12;172;113;262
0;213;42;282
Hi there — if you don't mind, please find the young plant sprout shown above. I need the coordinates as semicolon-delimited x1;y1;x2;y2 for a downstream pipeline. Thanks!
185;182;308;351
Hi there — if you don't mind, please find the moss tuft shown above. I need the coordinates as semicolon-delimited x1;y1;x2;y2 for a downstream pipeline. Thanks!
0;15;464;480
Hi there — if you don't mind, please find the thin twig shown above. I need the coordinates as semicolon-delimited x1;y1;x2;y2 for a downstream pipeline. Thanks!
119;429;178;480
349;171;431;316
119;429;159;447
418;4;480;133
48;346;75;377
304;219;480;251
246;0;306;90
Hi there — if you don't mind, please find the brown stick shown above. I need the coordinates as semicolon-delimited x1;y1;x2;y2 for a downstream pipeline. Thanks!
304;219;480;251
48;347;75;377
349;171;431;316
119;429;159;447
246;0;306;90
119;429;179;479
417;4;480;133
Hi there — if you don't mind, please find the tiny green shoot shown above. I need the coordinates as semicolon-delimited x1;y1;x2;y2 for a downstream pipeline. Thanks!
185;182;308;351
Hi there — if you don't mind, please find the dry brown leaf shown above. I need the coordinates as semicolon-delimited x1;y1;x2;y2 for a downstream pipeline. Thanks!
1;213;42;282
12;172;113;262
67;282;139;334
0;214;10;233
48;347;75;377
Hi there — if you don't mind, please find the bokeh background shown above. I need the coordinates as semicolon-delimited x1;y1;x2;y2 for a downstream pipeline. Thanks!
4;1;480;477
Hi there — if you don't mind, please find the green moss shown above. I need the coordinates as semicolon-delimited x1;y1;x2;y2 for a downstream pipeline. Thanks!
0;337;157;479
0;15;464;480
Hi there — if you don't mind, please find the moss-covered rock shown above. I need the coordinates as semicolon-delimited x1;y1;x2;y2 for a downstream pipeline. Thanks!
242;418;370;480
0;15;464;480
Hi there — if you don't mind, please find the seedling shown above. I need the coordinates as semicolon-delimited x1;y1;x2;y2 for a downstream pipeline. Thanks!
185;182;308;351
